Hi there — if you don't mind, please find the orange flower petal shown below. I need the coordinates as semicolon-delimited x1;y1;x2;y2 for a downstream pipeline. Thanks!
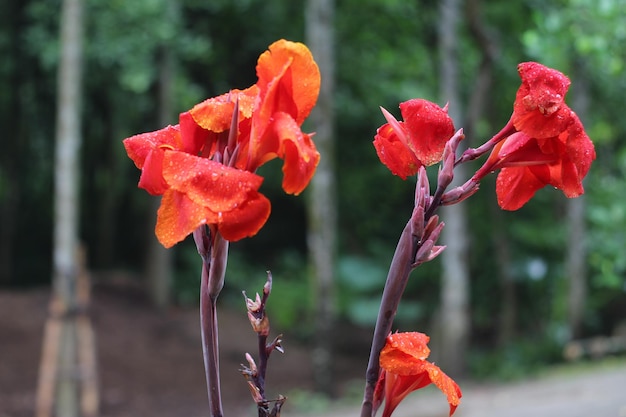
422;361;463;416
162;151;264;213
190;86;259;133
377;333;462;417
256;39;320;125
217;192;271;241
271;112;320;195
247;40;320;174
380;332;431;375
155;189;216;248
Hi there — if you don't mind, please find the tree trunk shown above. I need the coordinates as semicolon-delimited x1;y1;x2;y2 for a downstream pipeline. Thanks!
305;0;337;396
566;63;590;339
437;0;470;377
52;0;84;414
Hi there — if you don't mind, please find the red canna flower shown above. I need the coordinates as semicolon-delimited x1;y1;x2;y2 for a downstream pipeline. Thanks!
190;40;321;195
123;39;320;247
373;332;462;417
473;62;595;210
512;61;573;139
374;99;456;179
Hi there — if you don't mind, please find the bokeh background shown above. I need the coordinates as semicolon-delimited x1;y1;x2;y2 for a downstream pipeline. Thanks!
1;0;625;416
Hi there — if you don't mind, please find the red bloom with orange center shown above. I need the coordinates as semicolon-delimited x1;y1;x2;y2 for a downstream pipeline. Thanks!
374;99;456;179
123;39;320;247
373;332;462;417
474;62;595;210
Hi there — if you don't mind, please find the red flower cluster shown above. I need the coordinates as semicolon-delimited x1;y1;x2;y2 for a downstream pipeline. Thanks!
475;62;596;210
373;332;462;417
123;40;321;247
374;99;456;179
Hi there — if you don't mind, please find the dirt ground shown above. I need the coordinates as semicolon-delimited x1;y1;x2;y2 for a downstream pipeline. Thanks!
2;286;626;417
0;285;367;417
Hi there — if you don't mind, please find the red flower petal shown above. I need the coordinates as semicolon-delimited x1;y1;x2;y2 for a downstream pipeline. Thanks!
138;148;169;195
380;371;431;417
496;165;548;210
400;99;455;166
123;125;182;195
517;62;570;116
496;132;558;167
123;125;182;169
493;114;595;210
179;111;212;156
374;123;421;180
564;115;595;181
155;152;271;246
548;158;583;198
217;192;271;241
162;151;265;213
512;63;572;139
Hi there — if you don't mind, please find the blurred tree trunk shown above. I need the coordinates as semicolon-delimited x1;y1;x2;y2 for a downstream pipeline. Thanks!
306;0;337;396
567;63;590;339
437;0;469;377
145;0;179;310
52;0;84;414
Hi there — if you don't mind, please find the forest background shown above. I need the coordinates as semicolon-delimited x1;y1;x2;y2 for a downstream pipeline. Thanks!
1;0;625;392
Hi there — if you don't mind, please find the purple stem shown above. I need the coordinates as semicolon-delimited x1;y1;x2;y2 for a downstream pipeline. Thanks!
360;220;418;417
196;229;229;417
256;334;268;399
456;118;515;165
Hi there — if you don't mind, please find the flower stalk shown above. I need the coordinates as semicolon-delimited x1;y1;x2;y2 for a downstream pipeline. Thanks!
195;227;229;417
241;273;286;417
362;61;594;417
361;220;418;417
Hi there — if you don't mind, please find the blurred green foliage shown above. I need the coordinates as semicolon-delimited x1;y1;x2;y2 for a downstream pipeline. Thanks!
1;0;625;379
